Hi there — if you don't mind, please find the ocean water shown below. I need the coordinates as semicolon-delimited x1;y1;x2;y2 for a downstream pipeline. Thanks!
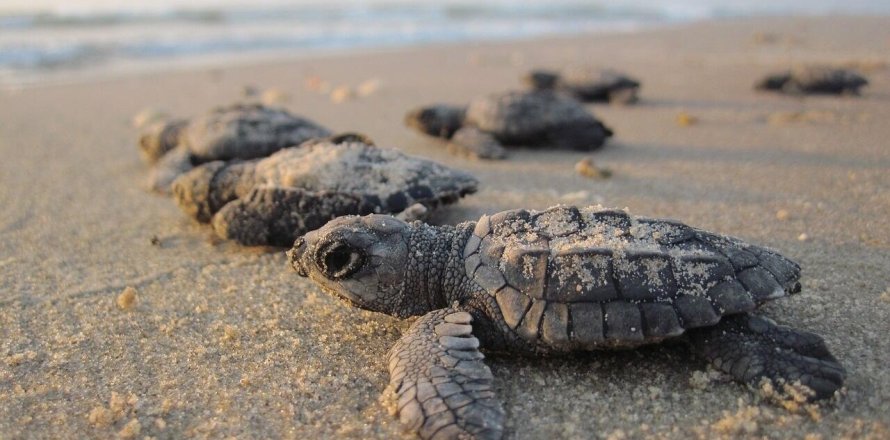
2;0;889;87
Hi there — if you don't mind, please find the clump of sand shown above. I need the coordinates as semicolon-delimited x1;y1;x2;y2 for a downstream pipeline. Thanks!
676;111;699;127
116;287;137;310
575;158;613;180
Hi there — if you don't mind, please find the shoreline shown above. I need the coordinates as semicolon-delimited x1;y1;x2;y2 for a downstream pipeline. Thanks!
1;21;656;91
1;15;889;439
3;13;883;92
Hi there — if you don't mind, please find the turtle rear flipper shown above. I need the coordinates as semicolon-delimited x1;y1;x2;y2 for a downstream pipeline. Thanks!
388;308;504;440
687;314;845;401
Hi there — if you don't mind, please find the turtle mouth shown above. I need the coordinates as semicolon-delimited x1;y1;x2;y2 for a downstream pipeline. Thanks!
316;283;373;311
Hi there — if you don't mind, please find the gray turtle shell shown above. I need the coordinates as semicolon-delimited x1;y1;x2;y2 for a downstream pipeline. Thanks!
558;67;640;96
463;206;801;349
464;91;601;143
757;67;868;94
785;67;868;92
239;140;478;213
183;103;332;162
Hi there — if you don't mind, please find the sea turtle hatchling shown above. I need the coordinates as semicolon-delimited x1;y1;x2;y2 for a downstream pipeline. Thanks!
405;91;613;160
524;67;641;104
138;103;331;193
289;205;845;440
172;135;477;247
755;66;868;95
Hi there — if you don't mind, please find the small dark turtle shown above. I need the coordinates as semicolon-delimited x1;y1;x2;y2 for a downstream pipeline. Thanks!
290;205;845;440
524;67;641;104
405;91;613;160
756;66;868;95
138;103;331;193
172;134;477;247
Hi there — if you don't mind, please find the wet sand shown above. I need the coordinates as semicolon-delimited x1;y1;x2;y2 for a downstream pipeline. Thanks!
1;16;889;439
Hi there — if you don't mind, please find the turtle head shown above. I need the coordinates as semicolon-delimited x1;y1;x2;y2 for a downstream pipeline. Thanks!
138;118;188;164
404;104;466;139
523;69;560;90
755;72;792;91
289;214;416;317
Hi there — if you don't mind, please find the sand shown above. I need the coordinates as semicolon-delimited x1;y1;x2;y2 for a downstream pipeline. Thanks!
1;16;889;439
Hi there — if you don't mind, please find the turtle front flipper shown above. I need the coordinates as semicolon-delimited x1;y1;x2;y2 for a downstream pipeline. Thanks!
687;313;845;401
395;203;429;223
212;187;370;247
388;308;504;440
448;127;508;160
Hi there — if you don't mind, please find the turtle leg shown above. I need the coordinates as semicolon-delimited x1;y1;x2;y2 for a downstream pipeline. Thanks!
686;314;845;401
395;203;429;223
549;121;613;151
147;146;194;194
388;308;504;440
448;127;508;160
211;186;368;247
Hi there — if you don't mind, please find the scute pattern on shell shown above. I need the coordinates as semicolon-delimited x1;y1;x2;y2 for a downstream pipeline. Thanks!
184;104;332;161
464;91;599;141
463;205;802;348
252;140;478;213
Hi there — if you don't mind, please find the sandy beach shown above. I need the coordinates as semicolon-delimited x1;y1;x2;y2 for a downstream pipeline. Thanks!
1;15;889;439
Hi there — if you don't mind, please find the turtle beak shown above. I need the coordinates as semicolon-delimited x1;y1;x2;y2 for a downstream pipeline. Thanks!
288;236;309;277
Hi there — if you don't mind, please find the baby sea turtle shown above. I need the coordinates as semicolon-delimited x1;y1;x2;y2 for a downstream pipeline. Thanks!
289;205;845;440
756;67;868;95
524;67;641;104
405;91;613;159
172;135;477;247
138;103;331;193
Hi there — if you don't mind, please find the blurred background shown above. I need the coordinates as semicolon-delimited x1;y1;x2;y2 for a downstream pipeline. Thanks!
2;0;889;87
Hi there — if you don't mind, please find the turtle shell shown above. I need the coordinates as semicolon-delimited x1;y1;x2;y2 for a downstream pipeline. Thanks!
463;206;801;349
786;67;868;93
247;140;478;213
463;91;599;144
558;67;640;98
183;103;332;162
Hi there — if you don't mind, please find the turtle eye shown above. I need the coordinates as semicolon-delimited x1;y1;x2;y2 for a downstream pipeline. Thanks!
318;241;364;279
